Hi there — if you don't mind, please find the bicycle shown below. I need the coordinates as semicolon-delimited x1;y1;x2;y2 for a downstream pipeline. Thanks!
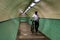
31;20;35;33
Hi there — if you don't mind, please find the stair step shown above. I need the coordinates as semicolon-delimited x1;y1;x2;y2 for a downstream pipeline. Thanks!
16;22;50;40
19;37;49;40
18;35;49;40
19;36;45;39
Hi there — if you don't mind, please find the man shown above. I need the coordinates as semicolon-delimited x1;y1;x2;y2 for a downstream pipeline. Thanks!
31;11;39;33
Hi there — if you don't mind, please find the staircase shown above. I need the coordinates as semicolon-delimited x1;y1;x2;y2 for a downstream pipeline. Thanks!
16;22;50;40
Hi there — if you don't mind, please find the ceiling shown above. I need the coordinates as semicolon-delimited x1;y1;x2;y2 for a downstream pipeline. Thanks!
0;0;60;21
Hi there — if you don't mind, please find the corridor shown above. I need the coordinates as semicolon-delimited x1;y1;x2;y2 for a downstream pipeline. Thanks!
17;22;49;40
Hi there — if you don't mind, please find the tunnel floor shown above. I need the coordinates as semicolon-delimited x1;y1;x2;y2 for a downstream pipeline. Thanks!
16;22;50;40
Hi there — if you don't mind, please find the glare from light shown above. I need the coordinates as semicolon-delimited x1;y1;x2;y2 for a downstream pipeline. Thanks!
30;3;36;7
23;3;36;14
34;0;40;3
23;0;40;14
23;7;31;14
28;7;31;9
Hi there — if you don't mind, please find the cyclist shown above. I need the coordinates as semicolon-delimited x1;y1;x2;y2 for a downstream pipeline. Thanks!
31;11;39;33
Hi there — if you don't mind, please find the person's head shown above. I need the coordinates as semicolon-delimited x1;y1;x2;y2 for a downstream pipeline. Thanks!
35;11;38;15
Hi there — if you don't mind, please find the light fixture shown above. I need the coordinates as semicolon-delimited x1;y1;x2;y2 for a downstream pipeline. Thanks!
30;3;36;7
23;0;40;14
28;7;31;9
34;0;40;3
23;7;31;14
23;3;36;14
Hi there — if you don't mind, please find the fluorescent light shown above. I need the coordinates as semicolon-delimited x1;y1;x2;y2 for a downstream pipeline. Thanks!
24;3;36;14
28;7;31;9
34;0;40;3
30;3;36;7
23;0;40;14
23;7;31;14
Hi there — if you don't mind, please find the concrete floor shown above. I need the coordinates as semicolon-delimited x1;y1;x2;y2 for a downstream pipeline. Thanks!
17;22;50;40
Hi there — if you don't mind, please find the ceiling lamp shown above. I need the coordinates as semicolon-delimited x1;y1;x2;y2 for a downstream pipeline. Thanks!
30;3;36;7
34;0;40;3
